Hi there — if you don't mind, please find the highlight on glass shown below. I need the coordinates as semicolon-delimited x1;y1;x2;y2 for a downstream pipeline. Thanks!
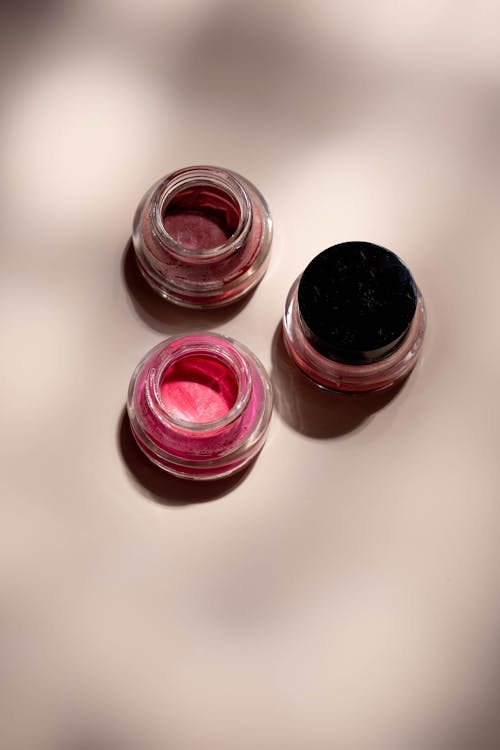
132;166;273;308
127;333;273;480
283;241;426;392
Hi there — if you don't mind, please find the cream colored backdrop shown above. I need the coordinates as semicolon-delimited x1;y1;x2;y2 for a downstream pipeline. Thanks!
1;1;500;749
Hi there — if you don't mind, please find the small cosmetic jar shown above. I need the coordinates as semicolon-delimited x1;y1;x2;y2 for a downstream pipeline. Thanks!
283;241;426;392
132;166;272;308
127;333;273;480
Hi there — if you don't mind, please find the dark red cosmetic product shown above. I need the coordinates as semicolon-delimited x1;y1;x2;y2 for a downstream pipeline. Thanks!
283;242;426;392
132;166;272;308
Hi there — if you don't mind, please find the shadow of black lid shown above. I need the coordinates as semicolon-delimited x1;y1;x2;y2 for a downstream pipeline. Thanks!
270;323;406;439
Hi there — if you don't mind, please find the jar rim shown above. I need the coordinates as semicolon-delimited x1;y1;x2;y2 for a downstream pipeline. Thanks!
147;334;253;433
152;166;253;262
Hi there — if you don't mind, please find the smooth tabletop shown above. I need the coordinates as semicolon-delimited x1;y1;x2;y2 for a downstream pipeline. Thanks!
1;1;500;749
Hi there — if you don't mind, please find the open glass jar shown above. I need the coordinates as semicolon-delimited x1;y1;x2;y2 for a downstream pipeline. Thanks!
132;166;273;308
127;333;273;480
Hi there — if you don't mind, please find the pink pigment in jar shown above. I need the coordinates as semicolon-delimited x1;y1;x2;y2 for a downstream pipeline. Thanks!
127;333;273;480
132;166;273;308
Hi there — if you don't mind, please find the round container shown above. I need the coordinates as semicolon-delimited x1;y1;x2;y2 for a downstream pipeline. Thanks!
132;166;273;308
127;333;273;480
283;241;426;392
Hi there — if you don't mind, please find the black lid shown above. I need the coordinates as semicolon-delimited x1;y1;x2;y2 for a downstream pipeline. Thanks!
297;242;418;364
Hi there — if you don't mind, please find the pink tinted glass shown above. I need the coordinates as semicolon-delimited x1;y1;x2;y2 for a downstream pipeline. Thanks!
127;333;273;480
132;166;273;308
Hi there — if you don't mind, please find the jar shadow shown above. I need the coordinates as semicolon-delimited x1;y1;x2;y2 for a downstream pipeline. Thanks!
121;239;255;333
117;408;253;505
270;323;406;439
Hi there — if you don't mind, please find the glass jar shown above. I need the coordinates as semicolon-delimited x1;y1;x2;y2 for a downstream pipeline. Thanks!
132;166;272;308
283;242;426;392
127;333;273;480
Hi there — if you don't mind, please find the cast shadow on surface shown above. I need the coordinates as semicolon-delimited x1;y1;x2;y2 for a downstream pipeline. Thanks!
1;0;65;25
117;408;253;506
57;724;150;750
122;239;254;334
271;323;406;439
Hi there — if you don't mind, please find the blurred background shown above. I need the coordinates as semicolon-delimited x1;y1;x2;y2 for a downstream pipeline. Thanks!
1;1;500;749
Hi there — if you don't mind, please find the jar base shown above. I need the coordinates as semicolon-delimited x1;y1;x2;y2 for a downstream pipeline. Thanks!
131;424;268;481
135;252;270;309
284;337;414;394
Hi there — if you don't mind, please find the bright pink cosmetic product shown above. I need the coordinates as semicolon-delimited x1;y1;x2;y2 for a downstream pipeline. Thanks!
132;166;272;308
127;333;273;480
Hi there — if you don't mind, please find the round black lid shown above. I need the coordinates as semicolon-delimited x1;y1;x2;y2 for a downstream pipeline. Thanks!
297;242;418;364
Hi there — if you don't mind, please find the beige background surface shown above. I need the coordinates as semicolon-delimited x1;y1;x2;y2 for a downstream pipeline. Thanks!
1;1;500;749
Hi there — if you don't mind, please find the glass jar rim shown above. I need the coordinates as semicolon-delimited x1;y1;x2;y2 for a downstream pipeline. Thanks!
147;334;253;433
152;166;253;262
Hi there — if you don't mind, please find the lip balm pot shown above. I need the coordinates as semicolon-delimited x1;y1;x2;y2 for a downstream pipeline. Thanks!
132;166;272;308
127;333;273;480
283;242;426;393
